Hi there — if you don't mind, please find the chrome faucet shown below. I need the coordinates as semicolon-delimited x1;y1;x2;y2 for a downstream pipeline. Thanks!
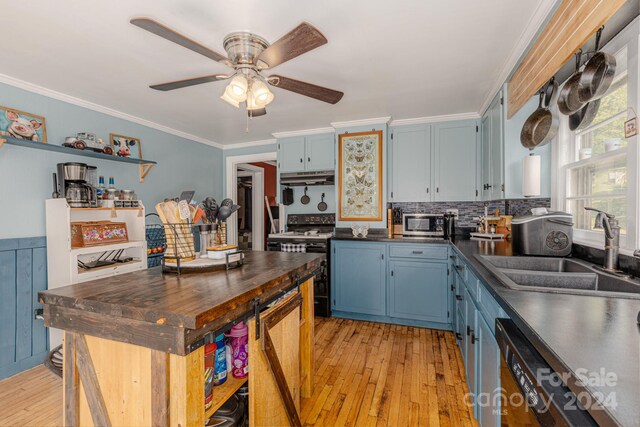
585;207;620;271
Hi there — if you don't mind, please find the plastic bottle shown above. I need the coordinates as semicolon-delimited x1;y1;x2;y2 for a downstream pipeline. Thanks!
96;176;105;202
213;334;227;386
226;322;248;379
108;176;115;189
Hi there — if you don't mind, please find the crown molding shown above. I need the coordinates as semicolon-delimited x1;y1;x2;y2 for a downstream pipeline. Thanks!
390;112;480;127
222;138;277;150
0;73;224;149
330;116;392;129
271;127;334;139
477;0;558;116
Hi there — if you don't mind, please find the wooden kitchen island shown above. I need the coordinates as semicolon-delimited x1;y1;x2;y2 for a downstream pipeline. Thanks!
39;251;323;427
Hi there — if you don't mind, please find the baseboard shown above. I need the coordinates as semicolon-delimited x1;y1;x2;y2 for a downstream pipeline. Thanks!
331;310;453;331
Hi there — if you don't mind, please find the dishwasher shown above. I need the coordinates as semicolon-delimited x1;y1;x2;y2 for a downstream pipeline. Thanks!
495;319;598;426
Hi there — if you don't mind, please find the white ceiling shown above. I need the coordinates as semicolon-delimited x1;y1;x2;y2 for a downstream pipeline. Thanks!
1;0;551;146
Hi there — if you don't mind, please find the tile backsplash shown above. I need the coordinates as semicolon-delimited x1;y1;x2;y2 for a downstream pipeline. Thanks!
391;198;551;227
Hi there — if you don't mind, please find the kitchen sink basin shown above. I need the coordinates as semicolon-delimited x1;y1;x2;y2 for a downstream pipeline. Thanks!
475;255;640;299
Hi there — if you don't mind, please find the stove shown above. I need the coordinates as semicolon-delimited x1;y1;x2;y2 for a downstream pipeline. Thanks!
267;213;335;317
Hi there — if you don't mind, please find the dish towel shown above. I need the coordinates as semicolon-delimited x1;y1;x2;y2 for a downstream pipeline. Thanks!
281;243;307;253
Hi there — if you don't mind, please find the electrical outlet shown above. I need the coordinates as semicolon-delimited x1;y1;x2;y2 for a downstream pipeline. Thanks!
446;209;459;220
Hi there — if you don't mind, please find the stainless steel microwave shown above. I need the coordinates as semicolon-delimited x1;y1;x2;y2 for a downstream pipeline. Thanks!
402;213;445;237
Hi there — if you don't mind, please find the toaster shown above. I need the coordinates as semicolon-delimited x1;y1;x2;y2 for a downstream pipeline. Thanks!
511;211;573;256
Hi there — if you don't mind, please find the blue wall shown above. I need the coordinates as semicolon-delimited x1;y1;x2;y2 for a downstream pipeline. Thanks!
0;82;223;238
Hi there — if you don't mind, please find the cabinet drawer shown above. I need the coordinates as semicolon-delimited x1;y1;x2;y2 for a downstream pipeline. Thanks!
389;244;448;260
478;283;502;331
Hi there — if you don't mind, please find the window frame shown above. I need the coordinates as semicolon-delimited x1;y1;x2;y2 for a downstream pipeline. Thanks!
552;18;640;254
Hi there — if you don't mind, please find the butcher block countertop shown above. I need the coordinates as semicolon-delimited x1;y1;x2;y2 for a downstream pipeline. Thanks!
39;251;324;355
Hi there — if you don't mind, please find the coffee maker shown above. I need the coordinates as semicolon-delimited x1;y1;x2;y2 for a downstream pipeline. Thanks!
54;163;97;208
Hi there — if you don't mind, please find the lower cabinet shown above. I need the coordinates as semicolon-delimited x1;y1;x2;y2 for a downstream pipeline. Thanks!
388;260;448;323
332;241;386;316
478;312;500;427
464;288;479;413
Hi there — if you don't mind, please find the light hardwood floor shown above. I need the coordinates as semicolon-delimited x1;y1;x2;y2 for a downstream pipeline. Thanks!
0;318;475;427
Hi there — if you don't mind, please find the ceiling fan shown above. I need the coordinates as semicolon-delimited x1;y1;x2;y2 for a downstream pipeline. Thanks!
130;18;344;117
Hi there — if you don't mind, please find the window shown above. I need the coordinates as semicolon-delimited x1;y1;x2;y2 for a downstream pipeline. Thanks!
556;37;638;252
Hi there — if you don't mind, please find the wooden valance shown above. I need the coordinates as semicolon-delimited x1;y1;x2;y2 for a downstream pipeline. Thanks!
508;0;626;118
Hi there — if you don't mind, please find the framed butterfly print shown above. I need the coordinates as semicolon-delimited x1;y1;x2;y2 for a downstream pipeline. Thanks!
338;130;383;221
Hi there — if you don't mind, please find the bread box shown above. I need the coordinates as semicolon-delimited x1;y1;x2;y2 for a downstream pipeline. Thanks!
70;221;129;248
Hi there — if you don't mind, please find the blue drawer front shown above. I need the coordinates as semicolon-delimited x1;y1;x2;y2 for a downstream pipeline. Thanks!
389;244;448;260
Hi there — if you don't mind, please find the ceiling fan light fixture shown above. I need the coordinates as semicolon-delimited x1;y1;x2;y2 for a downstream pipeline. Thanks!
220;85;241;108
229;74;248;97
250;80;274;107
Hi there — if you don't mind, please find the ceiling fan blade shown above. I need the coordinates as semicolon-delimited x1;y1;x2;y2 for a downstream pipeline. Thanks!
149;74;228;91
130;18;230;65
248;108;267;117
269;75;343;104
257;22;327;69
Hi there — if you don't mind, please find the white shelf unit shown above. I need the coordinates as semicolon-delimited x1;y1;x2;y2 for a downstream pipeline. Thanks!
45;198;148;347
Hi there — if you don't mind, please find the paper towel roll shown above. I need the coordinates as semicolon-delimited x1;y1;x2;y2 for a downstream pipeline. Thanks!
523;154;541;197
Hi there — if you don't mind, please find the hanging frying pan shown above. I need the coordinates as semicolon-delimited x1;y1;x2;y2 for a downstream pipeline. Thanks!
569;99;601;131
520;88;558;149
558;51;586;115
301;186;310;204
317;193;327;211
578;27;616;102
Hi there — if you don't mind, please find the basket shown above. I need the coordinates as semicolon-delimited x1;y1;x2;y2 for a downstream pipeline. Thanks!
145;213;167;268
163;223;196;261
71;221;128;248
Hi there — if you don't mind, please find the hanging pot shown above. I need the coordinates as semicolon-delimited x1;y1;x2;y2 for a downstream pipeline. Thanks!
578;27;616;102
520;87;558;149
300;186;310;205
558;51;586;115
317;193;327;212
569;99;601;131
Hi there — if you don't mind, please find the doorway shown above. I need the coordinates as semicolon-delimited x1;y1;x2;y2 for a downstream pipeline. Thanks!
226;152;277;250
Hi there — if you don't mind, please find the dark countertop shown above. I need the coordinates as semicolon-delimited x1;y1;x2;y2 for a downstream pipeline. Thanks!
39;252;324;354
332;233;639;425
451;238;640;427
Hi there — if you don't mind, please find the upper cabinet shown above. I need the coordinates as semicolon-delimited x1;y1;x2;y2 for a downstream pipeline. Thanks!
389;125;431;202
434;121;479;201
480;92;504;201
389;120;478;203
277;133;334;173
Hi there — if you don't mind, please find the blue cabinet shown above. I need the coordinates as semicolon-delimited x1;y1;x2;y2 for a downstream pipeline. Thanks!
389;125;431;202
277;133;334;173
434;121;479;201
305;133;334;171
464;288;478;412
480;92;504;201
478;313;500;427
388;260;448;322
332;241;386;316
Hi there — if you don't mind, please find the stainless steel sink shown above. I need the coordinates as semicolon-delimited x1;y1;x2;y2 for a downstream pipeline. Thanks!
475;255;640;299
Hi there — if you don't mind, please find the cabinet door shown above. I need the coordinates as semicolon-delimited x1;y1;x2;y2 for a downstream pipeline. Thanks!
465;289;478;406
388;260;448;323
278;137;306;173
480;113;492;201
390;125;431;202
489;95;504;200
305;134;334;171
434;121;478;201
478;314;501;427
249;296;301;426
457;311;466;357
332;242;386;316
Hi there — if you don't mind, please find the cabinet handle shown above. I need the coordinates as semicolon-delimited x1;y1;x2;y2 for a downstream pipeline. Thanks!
300;158;303;163
391;270;394;277
426;188;430;194
467;325;472;336
471;332;478;344
455;332;463;341
308;157;311;162
455;294;463;301
436;187;439;193
412;250;423;254
455;265;463;271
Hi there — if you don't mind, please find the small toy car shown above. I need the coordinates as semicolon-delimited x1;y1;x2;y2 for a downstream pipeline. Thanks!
63;132;113;155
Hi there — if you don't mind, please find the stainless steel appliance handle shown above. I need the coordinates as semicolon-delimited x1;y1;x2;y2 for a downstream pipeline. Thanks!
546;218;574;226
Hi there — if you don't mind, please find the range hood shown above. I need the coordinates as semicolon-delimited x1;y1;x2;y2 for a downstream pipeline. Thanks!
280;170;335;186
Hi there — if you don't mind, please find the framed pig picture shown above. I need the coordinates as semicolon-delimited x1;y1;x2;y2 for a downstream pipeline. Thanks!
110;134;142;159
0;106;47;143
338;130;383;221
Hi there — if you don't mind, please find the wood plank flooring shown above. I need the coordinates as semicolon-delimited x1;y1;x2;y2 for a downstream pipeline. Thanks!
0;317;476;427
